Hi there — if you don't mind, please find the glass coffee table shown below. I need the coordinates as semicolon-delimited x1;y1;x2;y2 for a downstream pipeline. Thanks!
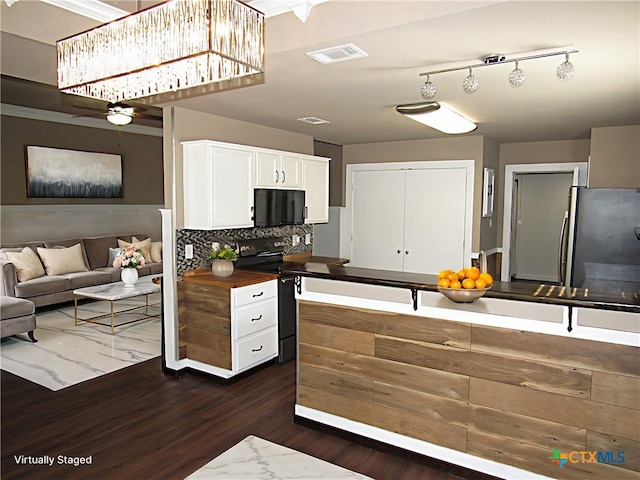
73;276;161;334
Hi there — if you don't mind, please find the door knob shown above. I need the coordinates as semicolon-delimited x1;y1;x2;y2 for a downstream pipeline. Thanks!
405;250;409;254
397;249;401;254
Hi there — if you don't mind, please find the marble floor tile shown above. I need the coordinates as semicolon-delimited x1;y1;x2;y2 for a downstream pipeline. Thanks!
0;293;161;391
185;435;372;480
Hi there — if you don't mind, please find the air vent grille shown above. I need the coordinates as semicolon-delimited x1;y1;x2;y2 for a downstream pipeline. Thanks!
305;44;368;64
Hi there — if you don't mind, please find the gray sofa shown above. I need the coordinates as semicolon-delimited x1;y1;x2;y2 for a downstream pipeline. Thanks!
0;234;162;308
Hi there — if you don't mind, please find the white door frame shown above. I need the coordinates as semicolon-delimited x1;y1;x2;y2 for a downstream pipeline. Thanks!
501;162;588;282
344;160;475;269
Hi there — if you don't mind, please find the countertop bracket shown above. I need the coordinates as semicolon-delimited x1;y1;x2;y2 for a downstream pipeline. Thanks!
567;306;573;332
411;288;418;311
294;276;302;295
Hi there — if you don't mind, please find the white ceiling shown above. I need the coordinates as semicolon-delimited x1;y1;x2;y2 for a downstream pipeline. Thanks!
1;0;638;145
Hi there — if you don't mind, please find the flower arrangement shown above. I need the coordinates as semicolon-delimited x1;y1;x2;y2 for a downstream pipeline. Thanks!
113;245;146;269
208;242;238;261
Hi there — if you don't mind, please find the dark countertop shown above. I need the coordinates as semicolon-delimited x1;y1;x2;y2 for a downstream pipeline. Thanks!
280;263;640;313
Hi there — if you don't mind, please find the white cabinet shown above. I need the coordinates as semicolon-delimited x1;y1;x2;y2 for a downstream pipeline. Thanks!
349;162;473;274
255;151;301;189
183;141;254;229
302;155;330;224
231;280;278;373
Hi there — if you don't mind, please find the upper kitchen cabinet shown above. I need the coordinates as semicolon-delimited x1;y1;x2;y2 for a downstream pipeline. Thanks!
183;140;254;229
302;155;329;224
255;151;301;189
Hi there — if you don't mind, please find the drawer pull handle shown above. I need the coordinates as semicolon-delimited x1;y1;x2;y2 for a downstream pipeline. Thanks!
252;292;264;297
252;345;263;352
251;315;263;322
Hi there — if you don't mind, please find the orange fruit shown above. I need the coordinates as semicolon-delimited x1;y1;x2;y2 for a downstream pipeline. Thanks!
474;278;487;289
462;278;476;289
466;267;480;280
456;269;467;281
438;278;451;288
438;269;452;280
446;272;458;282
479;272;493;286
450;280;462;289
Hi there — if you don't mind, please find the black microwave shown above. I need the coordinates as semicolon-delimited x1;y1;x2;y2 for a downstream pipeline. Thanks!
254;188;306;227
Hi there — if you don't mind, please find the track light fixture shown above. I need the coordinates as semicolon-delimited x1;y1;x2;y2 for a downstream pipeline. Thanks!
417;47;578;98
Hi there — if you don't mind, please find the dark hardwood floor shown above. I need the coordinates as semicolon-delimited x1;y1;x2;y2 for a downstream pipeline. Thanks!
1;358;494;480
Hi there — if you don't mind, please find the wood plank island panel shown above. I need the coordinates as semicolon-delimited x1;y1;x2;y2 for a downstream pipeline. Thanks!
178;280;231;369
297;301;639;480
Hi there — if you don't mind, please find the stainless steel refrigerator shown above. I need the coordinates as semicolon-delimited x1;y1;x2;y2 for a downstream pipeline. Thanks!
560;187;640;293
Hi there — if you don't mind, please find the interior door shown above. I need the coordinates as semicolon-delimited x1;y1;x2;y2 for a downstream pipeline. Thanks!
404;168;467;273
350;169;405;270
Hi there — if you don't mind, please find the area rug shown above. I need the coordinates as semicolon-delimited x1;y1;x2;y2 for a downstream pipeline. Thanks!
185;435;373;480
0;293;161;391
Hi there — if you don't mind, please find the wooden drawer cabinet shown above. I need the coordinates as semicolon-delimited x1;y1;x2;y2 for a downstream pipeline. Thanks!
231;279;278;373
233;280;277;307
234;327;278;372
234;300;278;339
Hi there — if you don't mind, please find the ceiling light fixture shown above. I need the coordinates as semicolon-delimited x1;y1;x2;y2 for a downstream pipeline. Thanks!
106;104;134;126
396;102;477;134
508;61;526;87
421;75;437;99
462;67;479;94
418;47;578;97
57;0;265;104
556;53;575;80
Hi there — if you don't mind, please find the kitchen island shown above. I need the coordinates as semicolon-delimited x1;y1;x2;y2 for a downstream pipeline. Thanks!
283;263;639;480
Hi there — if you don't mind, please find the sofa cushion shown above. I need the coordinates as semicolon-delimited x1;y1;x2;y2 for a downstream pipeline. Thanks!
149;241;162;263
43;238;90;269
117;234;146;244
108;248;121;267
83;236;118;270
14;275;70;298
0;296;35;319
5;247;46;282
63;271;114;289
94;266;124;283
37;244;89;276
147;262;163;275
118;237;152;263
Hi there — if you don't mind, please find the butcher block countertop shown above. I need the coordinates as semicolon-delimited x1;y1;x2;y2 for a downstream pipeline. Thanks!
181;268;278;288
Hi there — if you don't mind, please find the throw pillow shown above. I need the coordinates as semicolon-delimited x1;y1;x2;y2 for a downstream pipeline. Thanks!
118;237;152;263
108;247;121;267
37;243;89;276
5;247;46;282
150;241;162;263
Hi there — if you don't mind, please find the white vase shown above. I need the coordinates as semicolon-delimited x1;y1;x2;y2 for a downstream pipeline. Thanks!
211;260;234;277
121;268;139;287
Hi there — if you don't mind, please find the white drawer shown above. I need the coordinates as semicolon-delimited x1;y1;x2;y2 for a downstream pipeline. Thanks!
234;326;278;372
234;299;278;339
233;280;277;308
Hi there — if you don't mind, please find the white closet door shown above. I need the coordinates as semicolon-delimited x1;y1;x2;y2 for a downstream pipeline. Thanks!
350;169;405;270
404;168;467;273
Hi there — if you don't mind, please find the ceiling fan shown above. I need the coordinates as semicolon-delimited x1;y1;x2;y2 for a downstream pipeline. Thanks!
73;101;163;126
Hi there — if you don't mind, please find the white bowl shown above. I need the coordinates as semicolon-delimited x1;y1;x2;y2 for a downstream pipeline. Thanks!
438;286;491;303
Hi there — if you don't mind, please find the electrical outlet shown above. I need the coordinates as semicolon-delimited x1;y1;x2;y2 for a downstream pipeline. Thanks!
292;235;300;246
185;244;193;259
304;233;311;245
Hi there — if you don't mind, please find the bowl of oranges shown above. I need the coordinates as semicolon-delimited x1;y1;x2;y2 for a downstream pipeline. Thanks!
437;267;493;303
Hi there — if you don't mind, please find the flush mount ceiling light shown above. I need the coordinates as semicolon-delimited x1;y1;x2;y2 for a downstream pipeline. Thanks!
57;0;265;104
396;102;476;134
418;47;578;97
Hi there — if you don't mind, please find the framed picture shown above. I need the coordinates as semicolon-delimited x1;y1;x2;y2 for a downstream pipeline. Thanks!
26;146;122;198
482;167;495;218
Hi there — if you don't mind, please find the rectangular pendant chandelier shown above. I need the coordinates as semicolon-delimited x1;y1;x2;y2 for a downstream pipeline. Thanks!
56;0;265;104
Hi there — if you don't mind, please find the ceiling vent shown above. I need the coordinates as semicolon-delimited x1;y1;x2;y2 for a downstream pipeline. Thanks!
305;44;368;64
297;116;330;125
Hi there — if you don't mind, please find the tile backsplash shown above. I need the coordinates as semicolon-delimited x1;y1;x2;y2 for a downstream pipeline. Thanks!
176;225;313;277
